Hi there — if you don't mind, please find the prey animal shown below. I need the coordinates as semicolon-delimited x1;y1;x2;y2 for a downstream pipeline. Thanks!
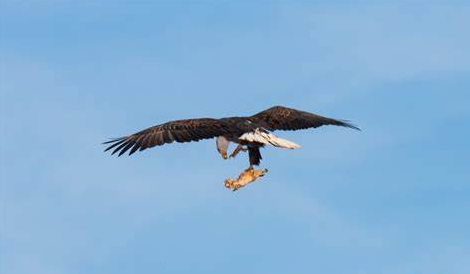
103;106;360;191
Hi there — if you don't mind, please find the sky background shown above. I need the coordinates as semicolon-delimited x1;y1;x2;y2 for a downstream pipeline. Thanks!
1;1;469;274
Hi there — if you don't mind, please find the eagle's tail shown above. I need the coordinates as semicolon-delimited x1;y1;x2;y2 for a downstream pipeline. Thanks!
239;129;301;149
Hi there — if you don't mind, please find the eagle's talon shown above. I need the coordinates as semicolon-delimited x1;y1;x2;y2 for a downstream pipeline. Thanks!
260;168;268;176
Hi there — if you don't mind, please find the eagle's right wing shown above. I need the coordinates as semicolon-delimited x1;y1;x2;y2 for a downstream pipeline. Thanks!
103;118;235;156
251;106;360;132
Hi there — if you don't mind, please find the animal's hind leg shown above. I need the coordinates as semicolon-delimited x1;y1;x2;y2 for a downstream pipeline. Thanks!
229;144;248;159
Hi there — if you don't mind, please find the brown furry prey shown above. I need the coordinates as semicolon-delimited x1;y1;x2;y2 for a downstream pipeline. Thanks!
103;106;360;191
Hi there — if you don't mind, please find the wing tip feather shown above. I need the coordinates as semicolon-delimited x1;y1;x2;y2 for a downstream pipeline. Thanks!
103;136;134;156
338;120;361;131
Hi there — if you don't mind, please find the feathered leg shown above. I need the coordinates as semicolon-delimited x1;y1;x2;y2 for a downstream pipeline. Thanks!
229;144;248;158
248;147;262;166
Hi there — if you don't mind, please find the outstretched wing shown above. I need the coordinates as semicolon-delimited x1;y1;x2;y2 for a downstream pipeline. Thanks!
103;118;235;156
250;106;360;131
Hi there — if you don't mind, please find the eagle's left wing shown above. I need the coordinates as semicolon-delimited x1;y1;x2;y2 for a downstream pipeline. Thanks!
103;118;236;156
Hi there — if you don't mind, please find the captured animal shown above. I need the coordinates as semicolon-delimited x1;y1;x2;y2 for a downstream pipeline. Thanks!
103;106;360;191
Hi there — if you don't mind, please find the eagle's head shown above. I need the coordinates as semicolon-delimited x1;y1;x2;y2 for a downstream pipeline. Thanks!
216;136;230;160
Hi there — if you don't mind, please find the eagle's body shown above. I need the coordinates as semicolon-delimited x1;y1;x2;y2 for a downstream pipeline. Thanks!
216;128;301;166
104;106;359;190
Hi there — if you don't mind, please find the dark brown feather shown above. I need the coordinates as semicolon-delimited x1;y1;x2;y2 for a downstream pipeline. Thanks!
250;106;360;131
104;118;238;156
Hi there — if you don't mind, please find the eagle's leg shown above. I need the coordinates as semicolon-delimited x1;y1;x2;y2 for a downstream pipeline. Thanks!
224;167;268;191
229;144;248;159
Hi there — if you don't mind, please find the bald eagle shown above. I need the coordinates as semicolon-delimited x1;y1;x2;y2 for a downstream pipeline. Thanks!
104;106;360;190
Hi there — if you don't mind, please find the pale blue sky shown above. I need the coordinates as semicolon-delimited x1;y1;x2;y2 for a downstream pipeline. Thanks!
1;1;469;274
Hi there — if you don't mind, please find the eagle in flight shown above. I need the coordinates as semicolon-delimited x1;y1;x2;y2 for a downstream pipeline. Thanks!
104;106;360;191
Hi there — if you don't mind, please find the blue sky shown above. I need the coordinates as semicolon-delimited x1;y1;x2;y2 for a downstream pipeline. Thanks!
1;1;469;274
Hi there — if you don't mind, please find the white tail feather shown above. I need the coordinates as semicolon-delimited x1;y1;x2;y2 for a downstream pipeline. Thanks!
239;129;301;149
